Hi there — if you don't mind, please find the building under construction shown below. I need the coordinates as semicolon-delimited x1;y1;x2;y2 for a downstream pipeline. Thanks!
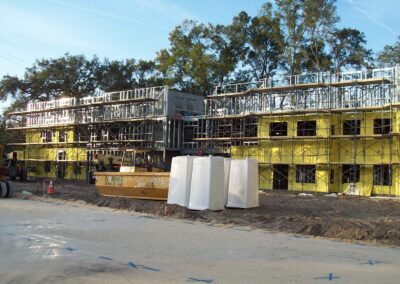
6;65;400;196
6;86;203;180
187;65;400;196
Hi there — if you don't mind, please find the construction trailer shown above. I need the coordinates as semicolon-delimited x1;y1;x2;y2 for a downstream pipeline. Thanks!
5;65;400;196
185;65;400;196
5;86;203;180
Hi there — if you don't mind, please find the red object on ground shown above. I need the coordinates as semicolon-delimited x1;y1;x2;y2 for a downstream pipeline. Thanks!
47;181;55;194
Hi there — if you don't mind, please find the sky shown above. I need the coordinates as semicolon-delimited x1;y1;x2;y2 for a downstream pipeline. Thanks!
0;0;399;84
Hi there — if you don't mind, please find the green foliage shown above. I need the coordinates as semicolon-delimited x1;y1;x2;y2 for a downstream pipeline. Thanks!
98;58;162;92
156;3;283;92
0;0;387;112
328;28;373;72
275;0;305;75
0;115;14;146
98;58;137;91
0;54;164;113
0;54;101;112
157;20;238;95
242;3;284;79
135;59;163;87
377;36;400;66
301;0;338;71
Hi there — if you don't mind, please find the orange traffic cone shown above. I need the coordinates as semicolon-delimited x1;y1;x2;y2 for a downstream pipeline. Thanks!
48;180;55;194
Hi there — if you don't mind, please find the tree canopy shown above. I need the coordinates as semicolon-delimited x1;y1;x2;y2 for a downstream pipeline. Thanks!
377;36;400;66
0;55;162;112
328;28;372;73
0;0;394;113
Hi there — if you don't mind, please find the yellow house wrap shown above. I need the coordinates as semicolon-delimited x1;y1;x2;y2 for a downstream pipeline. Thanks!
21;129;87;180
232;112;400;196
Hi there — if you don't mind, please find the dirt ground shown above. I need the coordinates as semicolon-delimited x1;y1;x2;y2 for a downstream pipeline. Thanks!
11;180;400;247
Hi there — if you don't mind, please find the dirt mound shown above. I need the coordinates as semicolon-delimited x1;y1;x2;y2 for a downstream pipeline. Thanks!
13;180;400;246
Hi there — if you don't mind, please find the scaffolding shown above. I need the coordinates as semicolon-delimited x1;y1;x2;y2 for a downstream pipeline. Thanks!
6;65;400;195
6;86;204;179
189;65;400;196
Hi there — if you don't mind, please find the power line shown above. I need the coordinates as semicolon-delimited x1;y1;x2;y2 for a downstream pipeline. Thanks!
0;38;38;59
0;51;31;65
0;54;27;68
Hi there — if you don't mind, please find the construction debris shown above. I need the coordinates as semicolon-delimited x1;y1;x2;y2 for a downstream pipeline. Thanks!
297;193;313;197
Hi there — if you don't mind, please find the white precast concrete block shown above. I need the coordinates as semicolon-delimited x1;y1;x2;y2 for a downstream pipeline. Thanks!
188;156;225;210
167;156;195;207
227;158;259;208
223;158;231;205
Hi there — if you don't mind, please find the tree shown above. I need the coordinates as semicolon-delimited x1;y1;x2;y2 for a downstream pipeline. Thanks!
0;54;101;110
302;40;331;72
242;3;283;80
328;28;372;73
0;0;383;106
377;36;400;66
301;0;338;72
134;59;163;87
82;58;162;92
157;20;238;95
98;58;137;92
29;54;100;98
275;0;305;75
220;11;252;83
0;115;15;146
157;20;211;95
0;54;168;115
